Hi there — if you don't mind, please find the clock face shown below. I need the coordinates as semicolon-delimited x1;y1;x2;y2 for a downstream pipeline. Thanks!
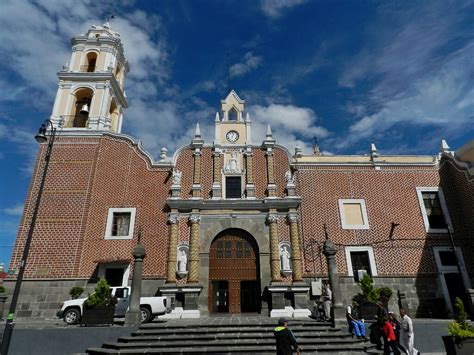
226;130;239;142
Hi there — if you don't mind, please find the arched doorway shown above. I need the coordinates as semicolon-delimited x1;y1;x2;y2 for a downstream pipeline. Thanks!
208;229;261;314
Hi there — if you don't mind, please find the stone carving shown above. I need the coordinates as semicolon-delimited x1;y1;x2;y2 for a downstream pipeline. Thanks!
287;213;299;224
280;246;291;271
285;170;294;185
266;213;279;224
172;169;182;185
189;214;201;224
225;151;239;173
178;249;188;272
167;214;179;224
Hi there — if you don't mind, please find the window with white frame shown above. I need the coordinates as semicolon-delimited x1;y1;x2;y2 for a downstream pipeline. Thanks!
338;199;369;230
416;187;450;233
105;208;136;239
345;246;377;282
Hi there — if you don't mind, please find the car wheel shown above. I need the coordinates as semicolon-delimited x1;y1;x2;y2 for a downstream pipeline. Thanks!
140;307;151;323
63;308;80;325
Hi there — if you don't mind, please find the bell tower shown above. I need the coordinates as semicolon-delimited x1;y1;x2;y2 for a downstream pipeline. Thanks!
214;90;251;145
49;22;129;132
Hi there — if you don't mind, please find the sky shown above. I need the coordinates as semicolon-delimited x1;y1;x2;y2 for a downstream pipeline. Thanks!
0;0;473;267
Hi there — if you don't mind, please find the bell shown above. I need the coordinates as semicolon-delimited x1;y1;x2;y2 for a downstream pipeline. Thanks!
80;103;89;114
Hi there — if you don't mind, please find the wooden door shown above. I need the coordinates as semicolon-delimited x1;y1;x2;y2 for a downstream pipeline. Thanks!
209;230;259;313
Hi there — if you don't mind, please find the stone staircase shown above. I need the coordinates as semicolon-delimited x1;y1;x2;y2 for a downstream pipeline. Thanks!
86;316;376;354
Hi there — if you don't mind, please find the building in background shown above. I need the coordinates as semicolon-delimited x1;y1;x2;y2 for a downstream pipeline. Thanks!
6;23;473;319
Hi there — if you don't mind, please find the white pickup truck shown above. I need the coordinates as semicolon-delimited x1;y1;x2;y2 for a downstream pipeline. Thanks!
57;286;169;325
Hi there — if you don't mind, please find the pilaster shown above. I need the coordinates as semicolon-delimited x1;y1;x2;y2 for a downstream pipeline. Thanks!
267;213;281;282
188;214;201;283
288;212;303;282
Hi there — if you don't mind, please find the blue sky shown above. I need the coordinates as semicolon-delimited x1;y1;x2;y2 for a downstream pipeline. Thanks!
0;0;473;267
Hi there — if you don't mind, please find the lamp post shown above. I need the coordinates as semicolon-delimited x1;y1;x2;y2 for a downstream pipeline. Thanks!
1;120;56;355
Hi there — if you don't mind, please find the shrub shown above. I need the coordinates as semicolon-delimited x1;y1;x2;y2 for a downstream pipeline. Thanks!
84;278;116;308
448;297;474;340
69;286;84;300
352;274;392;306
0;285;5;293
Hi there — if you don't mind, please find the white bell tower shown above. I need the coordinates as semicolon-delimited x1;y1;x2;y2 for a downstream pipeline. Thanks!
214;90;251;146
49;22;129;133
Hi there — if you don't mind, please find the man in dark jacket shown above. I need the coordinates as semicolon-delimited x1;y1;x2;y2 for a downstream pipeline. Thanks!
274;318;300;355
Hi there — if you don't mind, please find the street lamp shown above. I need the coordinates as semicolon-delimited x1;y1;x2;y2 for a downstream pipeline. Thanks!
1;119;57;355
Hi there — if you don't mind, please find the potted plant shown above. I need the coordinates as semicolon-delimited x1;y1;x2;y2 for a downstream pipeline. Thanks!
0;285;7;320
81;278;116;326
443;297;474;355
352;274;392;320
69;286;84;300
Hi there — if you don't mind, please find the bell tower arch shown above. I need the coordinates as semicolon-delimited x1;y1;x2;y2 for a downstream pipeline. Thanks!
50;22;129;132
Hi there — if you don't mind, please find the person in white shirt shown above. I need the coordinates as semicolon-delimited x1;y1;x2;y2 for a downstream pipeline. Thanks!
400;308;419;355
322;282;332;320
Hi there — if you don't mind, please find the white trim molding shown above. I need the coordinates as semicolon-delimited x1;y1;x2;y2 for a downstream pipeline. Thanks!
415;187;451;233
345;246;378;278
338;199;369;230
104;207;136;240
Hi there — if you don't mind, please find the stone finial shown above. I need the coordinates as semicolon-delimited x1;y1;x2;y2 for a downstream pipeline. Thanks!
160;147;168;161
370;143;379;158
62;62;69;70
195;123;201;138
266;124;273;138
215;112;220;122
245;112;251;122
313;138;320;156
294;144;303;158
440;139;450;153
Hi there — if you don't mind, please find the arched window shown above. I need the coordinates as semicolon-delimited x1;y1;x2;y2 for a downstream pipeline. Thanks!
228;108;238;121
85;52;97;72
71;88;93;128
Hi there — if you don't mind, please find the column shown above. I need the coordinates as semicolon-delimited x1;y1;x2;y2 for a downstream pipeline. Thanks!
188;214;201;283
166;214;179;283
245;149;256;198
323;235;346;326
192;151;202;198
288;213;303;282
267;213;281;282
266;151;276;197
212;149;222;198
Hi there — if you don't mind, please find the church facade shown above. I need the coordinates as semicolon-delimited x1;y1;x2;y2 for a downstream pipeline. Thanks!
7;24;473;319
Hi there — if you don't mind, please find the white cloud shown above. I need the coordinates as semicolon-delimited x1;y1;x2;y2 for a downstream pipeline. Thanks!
335;1;474;150
3;204;24;217
261;0;308;18
248;102;329;154
230;52;262;77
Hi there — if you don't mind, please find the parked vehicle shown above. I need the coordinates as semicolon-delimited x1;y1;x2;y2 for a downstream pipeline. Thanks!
57;286;168;325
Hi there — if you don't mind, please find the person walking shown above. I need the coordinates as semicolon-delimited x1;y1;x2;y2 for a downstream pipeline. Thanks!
346;303;367;339
382;316;401;355
274;318;300;355
389;312;407;354
322;282;332;320
400;309;419;355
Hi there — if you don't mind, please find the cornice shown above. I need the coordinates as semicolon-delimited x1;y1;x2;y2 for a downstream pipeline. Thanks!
166;197;301;211
57;71;128;108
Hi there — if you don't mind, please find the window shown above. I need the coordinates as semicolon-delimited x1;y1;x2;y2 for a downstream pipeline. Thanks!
416;187;450;233
225;241;232;258
98;263;130;286
226;176;242;198
345;246;377;282
338;199;369;230
217;241;224;258
236;241;243;258
228;108;238;121
105;207;136;239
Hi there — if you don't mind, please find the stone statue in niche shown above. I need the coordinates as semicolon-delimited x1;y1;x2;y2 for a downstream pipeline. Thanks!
172;169;182;185
178;249;187;272
225;151;239;173
285;170;294;185
280;246;291;271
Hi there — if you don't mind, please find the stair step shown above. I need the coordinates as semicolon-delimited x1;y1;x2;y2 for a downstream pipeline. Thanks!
118;332;353;343
102;337;368;350
133;325;340;335
88;343;372;354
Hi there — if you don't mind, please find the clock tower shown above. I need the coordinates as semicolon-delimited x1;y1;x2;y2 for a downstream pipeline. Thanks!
214;90;251;146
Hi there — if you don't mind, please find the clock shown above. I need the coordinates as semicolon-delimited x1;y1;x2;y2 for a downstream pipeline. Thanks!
226;130;239;142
